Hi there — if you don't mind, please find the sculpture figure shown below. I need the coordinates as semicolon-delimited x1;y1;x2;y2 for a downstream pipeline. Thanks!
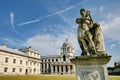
76;8;106;56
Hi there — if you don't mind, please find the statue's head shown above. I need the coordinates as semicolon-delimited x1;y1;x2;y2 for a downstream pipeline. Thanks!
80;8;86;16
94;23;100;28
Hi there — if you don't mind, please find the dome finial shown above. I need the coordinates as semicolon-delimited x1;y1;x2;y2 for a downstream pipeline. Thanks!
66;37;68;42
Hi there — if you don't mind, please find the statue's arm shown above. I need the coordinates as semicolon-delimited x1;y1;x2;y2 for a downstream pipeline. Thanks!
76;18;82;24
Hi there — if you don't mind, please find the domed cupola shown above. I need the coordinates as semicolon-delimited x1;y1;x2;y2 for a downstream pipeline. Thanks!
61;38;74;58
62;38;72;47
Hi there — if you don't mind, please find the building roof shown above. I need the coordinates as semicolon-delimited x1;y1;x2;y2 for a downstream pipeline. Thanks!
41;55;62;58
0;44;27;56
19;46;40;54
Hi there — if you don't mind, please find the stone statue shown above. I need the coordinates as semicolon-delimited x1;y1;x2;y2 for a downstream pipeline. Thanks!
76;8;106;56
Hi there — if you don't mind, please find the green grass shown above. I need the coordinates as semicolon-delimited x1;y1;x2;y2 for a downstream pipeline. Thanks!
109;76;120;80
0;75;75;80
0;75;119;80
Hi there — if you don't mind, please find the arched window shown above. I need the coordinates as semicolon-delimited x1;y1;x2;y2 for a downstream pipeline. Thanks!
63;55;66;61
67;47;70;52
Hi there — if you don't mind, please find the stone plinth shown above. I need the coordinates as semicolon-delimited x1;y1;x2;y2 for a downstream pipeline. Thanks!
71;55;111;80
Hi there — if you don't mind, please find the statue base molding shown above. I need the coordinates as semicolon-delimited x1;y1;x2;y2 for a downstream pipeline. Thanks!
71;55;111;80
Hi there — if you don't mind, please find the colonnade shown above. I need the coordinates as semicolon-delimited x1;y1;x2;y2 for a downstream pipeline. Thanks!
51;64;75;75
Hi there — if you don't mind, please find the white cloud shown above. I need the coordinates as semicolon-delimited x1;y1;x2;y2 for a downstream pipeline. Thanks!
10;12;15;31
25;34;65;56
100;16;120;41
9;12;28;39
17;1;93;27
99;6;104;11
81;0;90;4
18;6;75;26
18;19;40;26
118;42;120;45
107;13;112;18
45;6;75;18
25;31;80;56
110;44;116;49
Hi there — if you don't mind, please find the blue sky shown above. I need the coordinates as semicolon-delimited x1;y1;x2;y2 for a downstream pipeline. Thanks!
0;0;120;67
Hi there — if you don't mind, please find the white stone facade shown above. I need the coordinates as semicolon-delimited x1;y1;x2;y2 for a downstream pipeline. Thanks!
41;38;75;75
0;45;41;75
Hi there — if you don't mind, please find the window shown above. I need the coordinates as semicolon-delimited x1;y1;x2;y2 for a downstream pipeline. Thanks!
19;68;22;73
67;47;70;52
52;59;54;62
45;59;47;62
48;59;50;62
70;65;73;70
56;59;58;62
20;60;23;64
42;60;43;62
63;55;66;61
34;68;36;73
4;67;8;72
5;57;9;63
12;68;15;72
13;59;16;63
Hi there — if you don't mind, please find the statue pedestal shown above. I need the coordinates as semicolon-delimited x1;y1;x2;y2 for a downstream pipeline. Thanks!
71;55;111;80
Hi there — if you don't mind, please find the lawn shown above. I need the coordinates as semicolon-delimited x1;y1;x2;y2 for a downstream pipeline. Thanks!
0;75;119;80
0;75;75;80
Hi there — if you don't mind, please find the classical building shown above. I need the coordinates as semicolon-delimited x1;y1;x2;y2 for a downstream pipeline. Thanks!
41;38;75;75
0;44;41;75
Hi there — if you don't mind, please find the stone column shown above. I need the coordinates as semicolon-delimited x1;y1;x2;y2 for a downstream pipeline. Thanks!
51;65;53;74
59;65;61;74
68;65;70;74
73;65;75;74
46;63;48;73
63;65;66;74
43;64;45;73
55;65;57;74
